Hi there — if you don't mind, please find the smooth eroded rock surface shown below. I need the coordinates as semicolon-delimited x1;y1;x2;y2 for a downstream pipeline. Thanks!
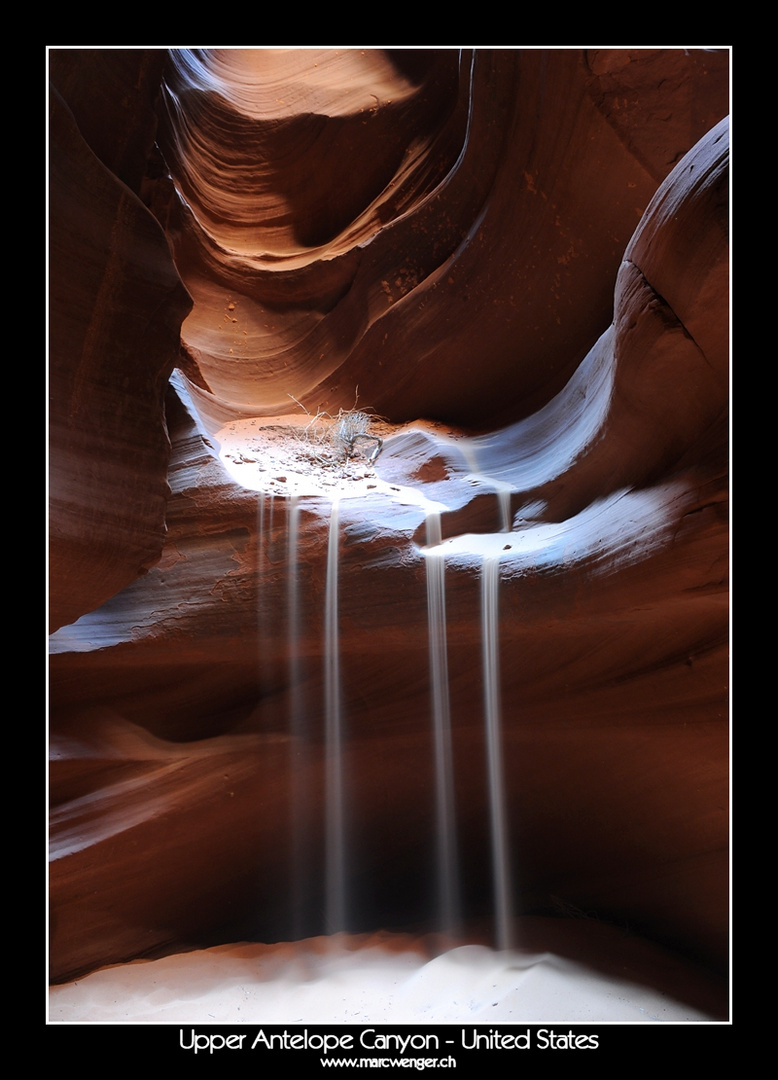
49;65;192;632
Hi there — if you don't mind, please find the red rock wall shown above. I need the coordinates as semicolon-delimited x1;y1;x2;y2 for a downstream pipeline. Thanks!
156;48;728;430
49;52;192;632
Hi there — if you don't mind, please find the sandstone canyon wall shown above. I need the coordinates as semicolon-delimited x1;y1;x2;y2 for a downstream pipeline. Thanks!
48;48;729;989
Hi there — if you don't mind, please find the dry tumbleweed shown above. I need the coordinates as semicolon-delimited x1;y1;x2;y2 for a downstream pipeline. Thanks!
292;400;384;471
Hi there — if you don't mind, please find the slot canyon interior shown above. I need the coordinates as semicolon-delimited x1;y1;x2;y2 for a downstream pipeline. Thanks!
48;47;730;1024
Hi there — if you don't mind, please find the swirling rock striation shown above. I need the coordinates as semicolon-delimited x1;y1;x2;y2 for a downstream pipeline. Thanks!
157;48;728;430
49;53;192;632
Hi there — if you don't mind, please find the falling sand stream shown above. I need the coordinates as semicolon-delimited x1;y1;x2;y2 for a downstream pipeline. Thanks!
424;510;461;943
481;552;513;951
324;496;347;934
245;432;517;951
211;395;692;956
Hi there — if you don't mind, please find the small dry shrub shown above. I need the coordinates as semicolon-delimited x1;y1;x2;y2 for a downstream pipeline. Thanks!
292;400;384;471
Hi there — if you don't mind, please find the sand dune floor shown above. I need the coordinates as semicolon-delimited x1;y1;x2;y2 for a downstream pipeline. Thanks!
49;920;727;1025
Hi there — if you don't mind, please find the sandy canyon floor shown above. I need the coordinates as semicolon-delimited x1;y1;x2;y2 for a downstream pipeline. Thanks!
49;920;727;1025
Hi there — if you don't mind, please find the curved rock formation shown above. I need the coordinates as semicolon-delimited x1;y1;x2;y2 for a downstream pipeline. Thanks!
157;47;728;430
48;48;729;1000
49;53;192;633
